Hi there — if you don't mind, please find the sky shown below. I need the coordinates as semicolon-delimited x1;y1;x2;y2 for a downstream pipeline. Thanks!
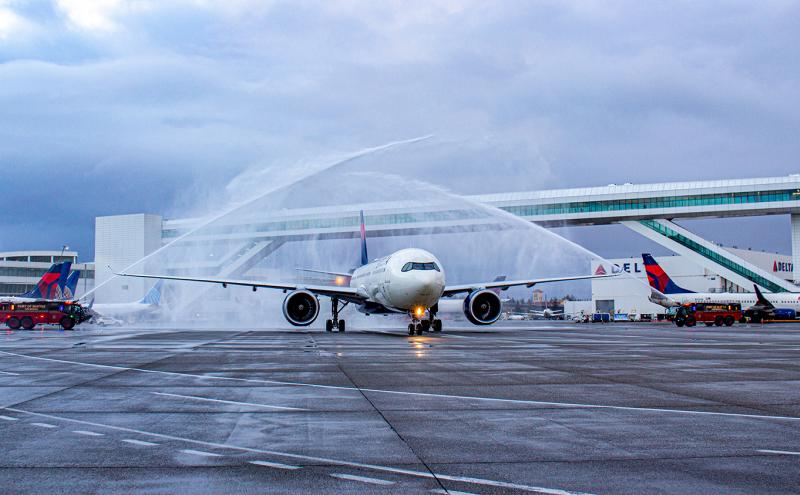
0;0;799;260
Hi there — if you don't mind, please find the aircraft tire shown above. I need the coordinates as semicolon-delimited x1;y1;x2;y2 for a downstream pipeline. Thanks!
325;320;333;332
415;324;423;336
433;319;442;332
338;320;345;332
21;317;34;330
408;324;415;335
7;317;20;330
60;317;75;330
421;320;431;332
724;316;734;327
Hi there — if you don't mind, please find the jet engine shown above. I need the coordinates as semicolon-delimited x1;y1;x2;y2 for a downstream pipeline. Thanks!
282;290;320;326
463;289;502;325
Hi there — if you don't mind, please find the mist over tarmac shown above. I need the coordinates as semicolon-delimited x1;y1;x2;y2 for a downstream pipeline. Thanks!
134;138;630;329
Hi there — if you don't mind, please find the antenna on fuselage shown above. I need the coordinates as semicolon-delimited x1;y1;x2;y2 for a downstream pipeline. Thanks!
360;210;369;266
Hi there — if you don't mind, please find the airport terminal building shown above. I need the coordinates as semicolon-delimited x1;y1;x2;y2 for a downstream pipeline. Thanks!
91;175;800;310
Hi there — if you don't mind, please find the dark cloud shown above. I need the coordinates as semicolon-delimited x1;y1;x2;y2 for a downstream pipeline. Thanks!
0;1;798;258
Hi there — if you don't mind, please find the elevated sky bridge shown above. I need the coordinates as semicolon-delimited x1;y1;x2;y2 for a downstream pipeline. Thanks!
95;175;800;302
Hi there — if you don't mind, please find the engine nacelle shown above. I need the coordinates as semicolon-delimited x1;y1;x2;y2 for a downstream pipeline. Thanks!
282;290;320;326
463;289;502;325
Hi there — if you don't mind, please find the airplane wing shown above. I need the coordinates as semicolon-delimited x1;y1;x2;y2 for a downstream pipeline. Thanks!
114;271;367;304
442;273;617;297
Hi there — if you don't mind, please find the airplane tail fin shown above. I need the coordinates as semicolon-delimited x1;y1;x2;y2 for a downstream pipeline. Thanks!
359;210;368;266
55;262;72;300
21;263;64;299
642;254;693;294
753;284;775;309
489;276;507;295
139;280;163;306
63;270;80;300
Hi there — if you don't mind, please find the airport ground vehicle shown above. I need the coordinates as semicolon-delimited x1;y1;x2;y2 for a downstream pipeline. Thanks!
673;303;741;328
0;301;88;330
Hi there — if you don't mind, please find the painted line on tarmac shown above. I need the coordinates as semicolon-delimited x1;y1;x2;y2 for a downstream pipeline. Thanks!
152;392;307;411
431;489;481;495
330;473;395;485
758;449;800;456
250;460;301;470
3;350;799;423
0;370;19;376
0;415;18;421
181;449;222;457
2;406;594;495
122;438;158;446
30;422;57;428
73;430;104;437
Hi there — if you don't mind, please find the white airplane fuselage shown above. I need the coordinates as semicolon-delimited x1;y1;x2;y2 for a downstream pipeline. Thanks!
652;292;800;311
349;248;445;313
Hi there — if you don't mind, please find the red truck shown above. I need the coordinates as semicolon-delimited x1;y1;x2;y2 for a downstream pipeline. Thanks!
0;301;88;330
674;302;742;328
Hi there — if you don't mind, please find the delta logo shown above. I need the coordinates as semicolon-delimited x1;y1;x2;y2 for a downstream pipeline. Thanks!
595;265;607;275
773;261;794;272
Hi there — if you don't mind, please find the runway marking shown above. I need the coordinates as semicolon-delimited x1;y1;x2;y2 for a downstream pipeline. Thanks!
123;439;158;446
0;370;19;375
3;350;798;423
330;473;395;485
250;460;301;470
431;489;481;495
31;422;57;428
3;406;594;495
152;392;307;411
180;449;222;457
758;449;800;456
73;430;104;436
0;415;18;421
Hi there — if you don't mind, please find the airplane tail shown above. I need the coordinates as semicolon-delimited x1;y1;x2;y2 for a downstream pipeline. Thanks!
139;280;163;306
489;276;507;295
63;270;80;300
359;210;368;266
21;262;66;299
642;254;693;294
753;284;775;309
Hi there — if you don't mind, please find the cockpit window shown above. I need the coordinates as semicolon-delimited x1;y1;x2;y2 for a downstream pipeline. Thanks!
401;262;440;272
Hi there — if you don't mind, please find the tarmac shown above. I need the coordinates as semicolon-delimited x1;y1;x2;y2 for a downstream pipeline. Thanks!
1;320;800;494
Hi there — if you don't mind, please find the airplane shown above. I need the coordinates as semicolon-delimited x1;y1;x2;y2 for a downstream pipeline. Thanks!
89;281;164;324
643;253;800;322
529;307;564;319
0;262;72;303
116;211;614;335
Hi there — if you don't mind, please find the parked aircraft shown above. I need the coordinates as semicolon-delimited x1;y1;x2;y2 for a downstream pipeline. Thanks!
0;262;72;303
117;212;612;335
89;281;163;324
643;253;800;321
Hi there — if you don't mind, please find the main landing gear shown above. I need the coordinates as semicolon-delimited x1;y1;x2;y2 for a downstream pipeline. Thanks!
326;297;347;332
408;310;442;336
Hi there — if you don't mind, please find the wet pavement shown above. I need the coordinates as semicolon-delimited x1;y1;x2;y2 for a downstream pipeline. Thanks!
1;320;799;494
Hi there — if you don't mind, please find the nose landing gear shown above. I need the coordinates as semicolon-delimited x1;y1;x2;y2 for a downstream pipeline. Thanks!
408;308;443;336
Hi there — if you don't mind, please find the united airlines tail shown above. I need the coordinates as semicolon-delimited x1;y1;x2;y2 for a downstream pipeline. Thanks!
138;280;163;306
642;254;693;294
359;210;368;266
63;271;80;300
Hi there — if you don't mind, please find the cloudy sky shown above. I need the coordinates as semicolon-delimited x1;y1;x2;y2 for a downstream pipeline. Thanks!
1;1;798;259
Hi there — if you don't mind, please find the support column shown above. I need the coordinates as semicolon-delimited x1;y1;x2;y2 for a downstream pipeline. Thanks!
792;214;800;284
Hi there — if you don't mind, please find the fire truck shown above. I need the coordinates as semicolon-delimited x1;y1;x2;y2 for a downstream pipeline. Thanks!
0;301;88;330
673;302;742;328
